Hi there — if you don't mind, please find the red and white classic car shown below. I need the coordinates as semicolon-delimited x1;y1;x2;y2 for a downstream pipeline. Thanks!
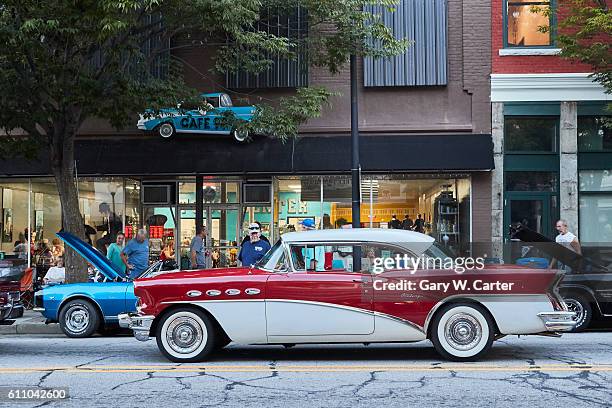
119;229;576;362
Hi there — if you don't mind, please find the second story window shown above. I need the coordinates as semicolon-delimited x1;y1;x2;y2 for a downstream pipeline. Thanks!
505;0;553;47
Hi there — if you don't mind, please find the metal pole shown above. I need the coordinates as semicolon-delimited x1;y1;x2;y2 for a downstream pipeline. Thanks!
27;179;31;269
350;54;361;272
350;54;360;229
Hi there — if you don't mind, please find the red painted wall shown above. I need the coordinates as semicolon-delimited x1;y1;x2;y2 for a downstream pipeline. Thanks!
492;0;593;74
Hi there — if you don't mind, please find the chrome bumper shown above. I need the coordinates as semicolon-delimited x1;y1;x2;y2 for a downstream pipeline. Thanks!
118;313;155;342
538;311;577;332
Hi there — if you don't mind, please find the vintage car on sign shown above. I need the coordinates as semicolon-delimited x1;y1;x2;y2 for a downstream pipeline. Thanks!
119;229;575;362
510;223;612;332
35;232;178;338
137;92;254;141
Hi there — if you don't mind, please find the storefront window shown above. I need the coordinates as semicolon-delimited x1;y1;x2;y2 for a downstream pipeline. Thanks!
202;181;239;204
578;116;612;152
78;178;125;253
580;170;612;244
179;181;196;204
505;0;552;47
505;117;558;152
125;179;141;235
506;171;558;192
0;180;30;256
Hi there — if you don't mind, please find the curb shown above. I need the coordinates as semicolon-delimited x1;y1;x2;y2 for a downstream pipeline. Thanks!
0;322;62;335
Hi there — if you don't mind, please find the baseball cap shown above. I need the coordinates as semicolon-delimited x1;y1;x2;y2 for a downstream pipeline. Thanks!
299;219;316;229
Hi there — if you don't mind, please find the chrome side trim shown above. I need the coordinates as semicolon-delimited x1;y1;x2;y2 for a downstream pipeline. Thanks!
187;290;202;298
537;311;576;332
245;288;261;295
206;290;221;297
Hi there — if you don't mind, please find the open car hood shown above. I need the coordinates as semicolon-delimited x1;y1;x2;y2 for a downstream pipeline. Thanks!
56;232;123;280
509;224;609;273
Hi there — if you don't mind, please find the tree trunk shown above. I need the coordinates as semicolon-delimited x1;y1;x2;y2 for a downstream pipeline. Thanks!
50;118;88;283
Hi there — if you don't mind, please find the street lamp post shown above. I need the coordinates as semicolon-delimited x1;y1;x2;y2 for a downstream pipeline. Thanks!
350;54;360;230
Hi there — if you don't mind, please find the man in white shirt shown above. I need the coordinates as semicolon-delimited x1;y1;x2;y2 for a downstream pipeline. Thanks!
549;219;581;270
44;258;66;285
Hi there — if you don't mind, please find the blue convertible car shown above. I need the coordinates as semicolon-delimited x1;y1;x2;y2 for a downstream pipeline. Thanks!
137;92;255;141
35;232;177;338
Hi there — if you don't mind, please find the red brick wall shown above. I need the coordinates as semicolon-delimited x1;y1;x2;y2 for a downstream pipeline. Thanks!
492;0;593;73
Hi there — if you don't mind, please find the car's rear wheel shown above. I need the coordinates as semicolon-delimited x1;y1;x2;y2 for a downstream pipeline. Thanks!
156;307;215;363
232;128;248;142
59;299;100;338
431;303;494;361
156;122;175;139
563;294;592;332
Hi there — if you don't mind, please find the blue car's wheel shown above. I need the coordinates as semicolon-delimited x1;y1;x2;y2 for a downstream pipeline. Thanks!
232;128;248;142
156;122;175;139
59;299;100;338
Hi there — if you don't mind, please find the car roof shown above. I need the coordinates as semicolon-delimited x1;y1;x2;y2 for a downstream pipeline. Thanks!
280;229;435;253
201;92;225;98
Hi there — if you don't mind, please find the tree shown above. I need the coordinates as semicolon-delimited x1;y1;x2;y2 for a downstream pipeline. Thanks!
538;1;611;105
0;0;407;282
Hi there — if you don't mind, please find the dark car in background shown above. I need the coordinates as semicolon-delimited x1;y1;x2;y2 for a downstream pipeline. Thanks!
510;224;612;332
0;258;25;321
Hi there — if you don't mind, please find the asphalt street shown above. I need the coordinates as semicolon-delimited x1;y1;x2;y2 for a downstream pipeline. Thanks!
0;332;611;408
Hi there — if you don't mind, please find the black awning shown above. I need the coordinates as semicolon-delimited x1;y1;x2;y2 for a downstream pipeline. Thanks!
0;133;493;177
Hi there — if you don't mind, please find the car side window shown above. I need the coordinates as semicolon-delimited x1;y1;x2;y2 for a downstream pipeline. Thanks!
205;97;219;108
289;243;366;273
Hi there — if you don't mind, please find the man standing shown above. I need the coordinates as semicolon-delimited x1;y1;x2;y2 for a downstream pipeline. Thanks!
550;219;581;269
107;232;126;276
121;229;149;278
190;227;209;269
401;214;413;230
413;214;425;233
238;223;271;266
389;215;402;229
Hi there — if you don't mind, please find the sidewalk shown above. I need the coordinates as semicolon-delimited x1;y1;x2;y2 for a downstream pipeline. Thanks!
0;309;62;335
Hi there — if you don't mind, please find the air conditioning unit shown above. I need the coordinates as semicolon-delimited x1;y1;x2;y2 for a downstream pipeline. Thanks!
142;184;174;205
243;183;271;204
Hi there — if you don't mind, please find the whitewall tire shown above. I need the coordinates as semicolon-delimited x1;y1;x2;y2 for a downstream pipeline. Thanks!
431;303;495;361
232;129;248;142
157;122;175;139
156;308;215;363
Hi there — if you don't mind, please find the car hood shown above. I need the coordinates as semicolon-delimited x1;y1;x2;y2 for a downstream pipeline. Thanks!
56;232;123;281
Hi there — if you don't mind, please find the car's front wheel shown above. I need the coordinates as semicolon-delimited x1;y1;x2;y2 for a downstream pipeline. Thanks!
59;299;100;338
232;128;249;142
563;294;592;332
156;122;175;139
156;307;215;363
430;303;495;361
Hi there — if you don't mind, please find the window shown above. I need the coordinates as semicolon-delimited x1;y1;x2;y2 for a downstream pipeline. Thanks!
580;170;612;244
506;0;553;47
578;116;612;152
506;172;557;192
505;117;558;152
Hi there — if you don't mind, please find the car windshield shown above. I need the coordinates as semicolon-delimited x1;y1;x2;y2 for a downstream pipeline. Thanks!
255;240;284;270
220;94;233;107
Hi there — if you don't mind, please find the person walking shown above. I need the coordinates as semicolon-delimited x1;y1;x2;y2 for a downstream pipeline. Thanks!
107;232;126;276
190;227;209;269
238;223;271;266
549;219;581;270
121;229;149;278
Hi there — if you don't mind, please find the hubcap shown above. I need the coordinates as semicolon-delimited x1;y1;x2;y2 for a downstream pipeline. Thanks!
565;299;585;323
444;313;482;351
159;124;173;138
65;306;90;333
166;316;204;354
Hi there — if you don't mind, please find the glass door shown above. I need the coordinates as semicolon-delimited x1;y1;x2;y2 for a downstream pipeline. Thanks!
177;207;208;269
206;207;239;268
505;192;552;238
